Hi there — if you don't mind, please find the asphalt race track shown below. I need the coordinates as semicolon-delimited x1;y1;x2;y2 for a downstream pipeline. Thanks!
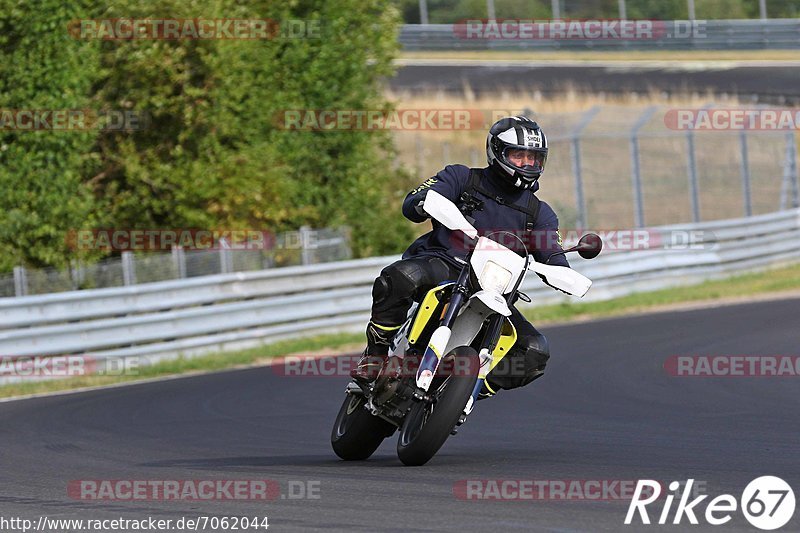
390;61;800;105
1;297;798;532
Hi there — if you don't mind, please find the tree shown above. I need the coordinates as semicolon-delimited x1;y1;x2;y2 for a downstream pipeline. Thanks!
89;0;414;257
0;0;415;272
0;0;101;271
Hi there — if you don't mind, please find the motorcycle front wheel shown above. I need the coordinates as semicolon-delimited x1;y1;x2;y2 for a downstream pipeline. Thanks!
396;346;479;466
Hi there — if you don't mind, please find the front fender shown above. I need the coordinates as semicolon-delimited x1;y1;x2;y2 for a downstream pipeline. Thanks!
440;292;509;356
472;290;512;316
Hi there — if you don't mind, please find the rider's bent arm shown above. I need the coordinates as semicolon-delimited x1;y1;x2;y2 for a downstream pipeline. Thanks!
530;201;570;268
402;165;465;223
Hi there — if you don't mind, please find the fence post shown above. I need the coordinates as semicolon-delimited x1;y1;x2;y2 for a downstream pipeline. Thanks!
571;138;584;227
300;226;314;265
779;140;788;210
340;226;353;260
172;245;187;279
442;141;451;163
470;148;480;168
779;133;797;210
70;260;86;290
686;129;701;223
571;106;601;229
782;132;800;209
739;131;753;217
13;266;28;297
415;134;424;178
219;238;233;274
121;251;136;286
629;106;657;228
419;0;429;24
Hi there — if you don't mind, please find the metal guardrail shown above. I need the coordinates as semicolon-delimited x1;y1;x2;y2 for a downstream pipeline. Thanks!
1;208;799;382
399;19;800;51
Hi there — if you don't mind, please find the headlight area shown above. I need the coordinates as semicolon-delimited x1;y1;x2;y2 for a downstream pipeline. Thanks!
478;261;513;293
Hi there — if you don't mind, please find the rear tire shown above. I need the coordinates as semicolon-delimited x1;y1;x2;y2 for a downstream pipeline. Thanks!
331;393;396;461
397;347;479;466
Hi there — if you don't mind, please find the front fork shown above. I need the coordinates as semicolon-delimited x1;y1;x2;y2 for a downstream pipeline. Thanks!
415;265;508;406
464;314;504;415
415;267;470;392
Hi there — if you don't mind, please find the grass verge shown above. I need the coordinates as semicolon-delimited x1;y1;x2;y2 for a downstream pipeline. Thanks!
2;263;798;400
0;333;363;400
522;262;800;324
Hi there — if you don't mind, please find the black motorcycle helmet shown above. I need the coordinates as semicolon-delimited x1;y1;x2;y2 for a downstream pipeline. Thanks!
486;116;548;189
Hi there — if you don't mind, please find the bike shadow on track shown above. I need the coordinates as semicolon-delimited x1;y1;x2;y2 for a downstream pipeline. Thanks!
136;450;515;470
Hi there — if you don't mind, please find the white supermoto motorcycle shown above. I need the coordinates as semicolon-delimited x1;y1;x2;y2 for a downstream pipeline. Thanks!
331;190;602;465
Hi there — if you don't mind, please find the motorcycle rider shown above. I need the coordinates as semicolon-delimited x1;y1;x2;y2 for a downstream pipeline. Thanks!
352;116;569;398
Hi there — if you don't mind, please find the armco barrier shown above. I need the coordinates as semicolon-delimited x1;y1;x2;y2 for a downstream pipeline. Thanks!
1;209;799;381
398;19;800;51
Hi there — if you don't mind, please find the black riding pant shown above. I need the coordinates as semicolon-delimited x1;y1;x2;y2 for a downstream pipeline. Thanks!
370;256;550;391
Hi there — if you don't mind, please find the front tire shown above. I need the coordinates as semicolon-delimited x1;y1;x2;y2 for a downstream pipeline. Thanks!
397;347;479;466
331;393;396;460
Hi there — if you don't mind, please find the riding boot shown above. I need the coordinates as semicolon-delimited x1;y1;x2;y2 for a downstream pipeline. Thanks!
477;380;497;401
350;321;400;383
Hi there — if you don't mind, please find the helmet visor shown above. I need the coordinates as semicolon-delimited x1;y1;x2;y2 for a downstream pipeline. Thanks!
503;147;547;173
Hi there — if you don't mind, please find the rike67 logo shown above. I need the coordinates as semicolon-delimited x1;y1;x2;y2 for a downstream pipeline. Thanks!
626;477;795;530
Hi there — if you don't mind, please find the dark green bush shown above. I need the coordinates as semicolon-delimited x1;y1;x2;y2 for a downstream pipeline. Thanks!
0;0;414;272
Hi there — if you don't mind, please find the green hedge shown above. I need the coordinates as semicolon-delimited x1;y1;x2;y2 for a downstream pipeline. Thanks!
0;0;414;272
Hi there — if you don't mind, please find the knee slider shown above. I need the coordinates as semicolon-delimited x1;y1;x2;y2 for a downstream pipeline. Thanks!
372;274;392;305
486;333;550;391
523;333;550;371
379;262;425;300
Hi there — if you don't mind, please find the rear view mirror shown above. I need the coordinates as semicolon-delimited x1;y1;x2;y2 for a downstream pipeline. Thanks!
575;233;602;259
544;232;603;263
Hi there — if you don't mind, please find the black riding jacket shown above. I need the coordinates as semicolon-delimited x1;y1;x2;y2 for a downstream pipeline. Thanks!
401;164;569;270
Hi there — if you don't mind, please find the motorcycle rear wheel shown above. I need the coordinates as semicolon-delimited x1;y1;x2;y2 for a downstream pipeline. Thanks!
331;393;396;460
